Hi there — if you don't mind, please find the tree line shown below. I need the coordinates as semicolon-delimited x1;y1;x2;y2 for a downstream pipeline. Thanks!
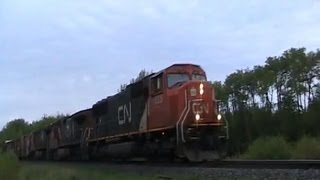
118;69;153;92
211;47;320;154
0;114;67;143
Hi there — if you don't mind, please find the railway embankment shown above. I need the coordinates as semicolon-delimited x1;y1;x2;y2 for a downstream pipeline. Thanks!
2;135;320;179
18;160;320;180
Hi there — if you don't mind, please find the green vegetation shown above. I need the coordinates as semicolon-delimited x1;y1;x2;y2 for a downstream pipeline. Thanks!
0;149;197;180
0;114;67;143
0;153;154;180
118;69;153;92
0;150;20;180
292;136;320;159
19;163;153;180
212;47;320;155
242;136;292;159
5;162;198;180
242;136;320;160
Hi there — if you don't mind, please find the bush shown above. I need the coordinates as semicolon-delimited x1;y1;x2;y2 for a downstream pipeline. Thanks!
242;136;291;159
292;136;320;159
20;164;153;180
0;150;20;179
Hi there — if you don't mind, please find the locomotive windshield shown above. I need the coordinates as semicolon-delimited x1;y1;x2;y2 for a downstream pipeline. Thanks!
167;73;207;88
167;73;189;88
192;74;206;81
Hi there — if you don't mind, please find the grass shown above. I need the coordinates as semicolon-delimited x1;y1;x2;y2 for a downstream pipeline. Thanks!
0;148;201;180
241;135;320;160
292;136;320;159
15;162;202;180
0;151;162;180
241;136;292;160
0;150;200;180
0;150;21;180
19;163;151;180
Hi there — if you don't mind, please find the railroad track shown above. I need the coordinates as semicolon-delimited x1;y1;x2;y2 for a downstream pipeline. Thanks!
27;159;320;170
208;160;320;169
123;160;320;169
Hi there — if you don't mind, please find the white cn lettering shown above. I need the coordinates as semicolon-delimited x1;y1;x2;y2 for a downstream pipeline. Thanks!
203;103;209;114
118;102;132;125
124;102;132;123
192;102;209;114
118;106;125;125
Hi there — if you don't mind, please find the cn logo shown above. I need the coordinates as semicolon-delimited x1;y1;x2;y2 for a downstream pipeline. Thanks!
192;102;209;114
118;102;132;125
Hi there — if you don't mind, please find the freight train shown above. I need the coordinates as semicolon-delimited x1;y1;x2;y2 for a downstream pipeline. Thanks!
2;64;229;162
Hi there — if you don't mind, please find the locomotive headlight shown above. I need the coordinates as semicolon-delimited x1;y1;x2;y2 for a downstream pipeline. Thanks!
195;114;200;121
199;83;204;95
200;83;204;89
217;114;222;121
200;89;204;95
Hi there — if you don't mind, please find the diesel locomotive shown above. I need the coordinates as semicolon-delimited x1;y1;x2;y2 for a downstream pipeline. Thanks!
3;64;229;162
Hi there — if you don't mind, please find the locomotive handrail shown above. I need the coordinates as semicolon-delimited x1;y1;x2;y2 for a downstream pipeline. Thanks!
87;128;92;141
215;99;229;140
222;114;229;140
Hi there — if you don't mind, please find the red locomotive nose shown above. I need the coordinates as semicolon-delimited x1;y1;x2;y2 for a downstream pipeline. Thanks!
172;80;222;128
184;81;219;125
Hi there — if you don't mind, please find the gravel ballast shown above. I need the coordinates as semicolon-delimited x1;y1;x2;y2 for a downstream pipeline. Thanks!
102;164;320;180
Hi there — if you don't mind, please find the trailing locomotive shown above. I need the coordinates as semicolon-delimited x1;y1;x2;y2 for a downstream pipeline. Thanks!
3;64;228;162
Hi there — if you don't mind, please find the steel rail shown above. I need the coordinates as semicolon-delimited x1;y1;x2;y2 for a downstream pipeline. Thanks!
21;159;320;169
207;160;320;169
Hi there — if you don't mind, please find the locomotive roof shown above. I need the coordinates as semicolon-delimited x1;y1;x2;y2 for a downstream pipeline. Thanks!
69;108;92;118
93;73;153;107
169;63;201;68
151;63;202;77
92;63;202;107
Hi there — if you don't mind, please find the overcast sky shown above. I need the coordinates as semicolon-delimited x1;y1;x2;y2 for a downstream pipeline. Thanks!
1;0;319;128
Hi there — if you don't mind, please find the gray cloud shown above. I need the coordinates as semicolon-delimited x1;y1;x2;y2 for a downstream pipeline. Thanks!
1;0;320;127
